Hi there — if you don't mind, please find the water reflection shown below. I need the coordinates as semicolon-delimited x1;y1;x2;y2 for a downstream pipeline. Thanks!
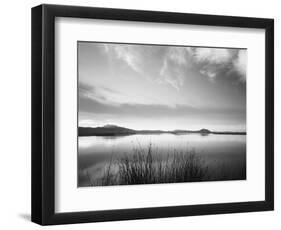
78;133;246;187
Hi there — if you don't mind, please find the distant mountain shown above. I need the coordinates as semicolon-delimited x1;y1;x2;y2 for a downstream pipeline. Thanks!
78;125;246;136
79;125;136;136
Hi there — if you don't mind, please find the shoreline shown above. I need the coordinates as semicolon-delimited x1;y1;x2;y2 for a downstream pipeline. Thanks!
78;131;247;137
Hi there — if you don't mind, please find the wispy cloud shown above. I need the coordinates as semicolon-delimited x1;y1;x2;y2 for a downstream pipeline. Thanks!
79;80;178;107
103;44;153;76
102;44;246;89
79;82;123;105
159;47;190;90
106;45;143;74
103;44;189;90
79;95;245;119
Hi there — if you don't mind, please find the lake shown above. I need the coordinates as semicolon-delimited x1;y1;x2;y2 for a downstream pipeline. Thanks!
78;133;246;187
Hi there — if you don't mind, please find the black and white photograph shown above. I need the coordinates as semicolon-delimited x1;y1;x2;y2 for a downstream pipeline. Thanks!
78;42;247;187
30;3;274;226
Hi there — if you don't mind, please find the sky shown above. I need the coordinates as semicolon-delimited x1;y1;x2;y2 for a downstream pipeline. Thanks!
78;42;247;132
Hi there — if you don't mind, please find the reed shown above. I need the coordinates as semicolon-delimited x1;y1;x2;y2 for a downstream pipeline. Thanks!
92;144;210;186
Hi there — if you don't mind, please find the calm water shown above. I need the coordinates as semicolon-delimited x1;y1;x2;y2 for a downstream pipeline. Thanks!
78;134;246;187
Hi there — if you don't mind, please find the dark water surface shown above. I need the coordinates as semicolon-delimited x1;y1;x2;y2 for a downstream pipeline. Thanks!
78;133;246;187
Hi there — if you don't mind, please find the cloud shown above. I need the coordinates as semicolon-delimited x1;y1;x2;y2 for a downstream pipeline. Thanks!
193;48;232;64
103;44;189;90
79;82;123;105
159;47;247;85
103;44;154;76
79;96;245;119
111;45;143;74
187;47;247;83
233;50;247;82
159;57;184;90
102;43;246;88
79;80;175;107
168;47;188;65
199;69;216;81
78;82;100;100
159;47;190;90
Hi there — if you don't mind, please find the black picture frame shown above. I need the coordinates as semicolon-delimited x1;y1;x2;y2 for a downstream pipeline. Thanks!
31;4;274;225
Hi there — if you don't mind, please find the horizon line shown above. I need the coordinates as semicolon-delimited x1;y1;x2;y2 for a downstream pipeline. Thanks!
78;124;246;133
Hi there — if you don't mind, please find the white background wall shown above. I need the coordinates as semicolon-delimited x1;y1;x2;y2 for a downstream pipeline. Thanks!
0;0;279;228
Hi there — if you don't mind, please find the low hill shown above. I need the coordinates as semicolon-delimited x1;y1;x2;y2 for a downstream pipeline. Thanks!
79;125;136;136
78;125;245;136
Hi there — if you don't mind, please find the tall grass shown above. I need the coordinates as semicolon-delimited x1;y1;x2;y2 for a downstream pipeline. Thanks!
118;144;207;184
91;144;213;186
86;145;246;186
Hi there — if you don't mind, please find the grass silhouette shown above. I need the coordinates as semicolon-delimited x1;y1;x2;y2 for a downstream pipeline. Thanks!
85;143;245;186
